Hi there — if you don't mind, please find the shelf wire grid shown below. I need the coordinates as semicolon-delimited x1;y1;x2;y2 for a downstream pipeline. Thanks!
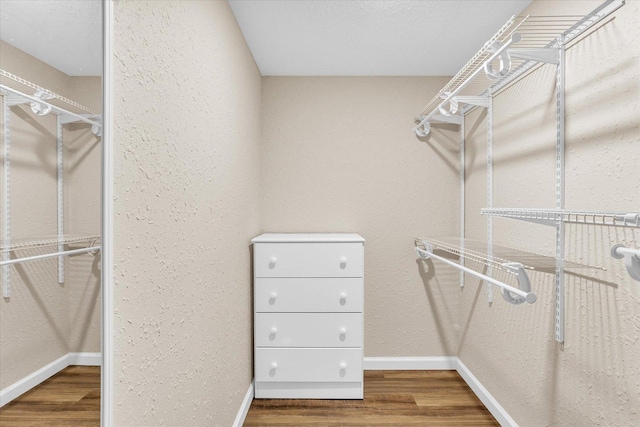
482;208;640;227
415;0;623;124
415;237;604;272
0;69;96;115
0;234;100;253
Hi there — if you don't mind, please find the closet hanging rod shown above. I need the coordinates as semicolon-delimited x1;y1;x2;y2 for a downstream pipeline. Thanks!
415;245;537;304
0;84;101;129
0;246;100;267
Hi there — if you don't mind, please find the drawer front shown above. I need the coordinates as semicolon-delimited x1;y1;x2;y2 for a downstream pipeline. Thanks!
255;348;362;383
254;243;363;278
255;313;362;348
255;278;363;313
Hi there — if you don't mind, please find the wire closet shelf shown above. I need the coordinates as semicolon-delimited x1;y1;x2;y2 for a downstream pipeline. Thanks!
0;235;101;268
0;69;96;114
481;208;640;228
479;209;640;281
414;237;602;273
414;237;606;305
0;69;101;134
412;0;624;136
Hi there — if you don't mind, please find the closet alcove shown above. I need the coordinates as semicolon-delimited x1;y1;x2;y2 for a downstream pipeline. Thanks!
0;0;103;418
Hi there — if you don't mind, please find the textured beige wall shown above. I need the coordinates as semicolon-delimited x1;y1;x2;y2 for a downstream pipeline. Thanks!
112;1;261;425
0;41;101;389
461;1;640;425
261;77;461;357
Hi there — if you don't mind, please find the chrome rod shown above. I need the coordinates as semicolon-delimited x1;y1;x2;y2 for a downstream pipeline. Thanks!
0;246;101;267
415;246;537;304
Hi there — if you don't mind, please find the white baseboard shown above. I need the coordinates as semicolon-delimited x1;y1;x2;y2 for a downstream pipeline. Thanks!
455;358;517;427
232;380;254;427
364;356;457;370
0;351;102;407
0;353;69;407
68;352;102;366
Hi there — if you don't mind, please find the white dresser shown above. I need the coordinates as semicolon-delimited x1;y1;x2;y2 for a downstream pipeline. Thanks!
252;233;365;399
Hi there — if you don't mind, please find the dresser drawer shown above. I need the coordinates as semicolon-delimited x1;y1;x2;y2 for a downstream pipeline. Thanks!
255;313;362;348
255;348;363;383
255;278;363;313
254;243;363;278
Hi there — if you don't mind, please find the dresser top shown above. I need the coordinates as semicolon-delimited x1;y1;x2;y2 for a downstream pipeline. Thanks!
252;233;365;243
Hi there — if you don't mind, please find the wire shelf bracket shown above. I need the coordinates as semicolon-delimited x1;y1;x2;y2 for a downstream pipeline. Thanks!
508;48;560;65
611;244;640;281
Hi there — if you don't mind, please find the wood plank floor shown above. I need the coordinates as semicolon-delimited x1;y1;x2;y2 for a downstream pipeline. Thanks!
244;370;499;426
0;368;497;426
0;365;100;427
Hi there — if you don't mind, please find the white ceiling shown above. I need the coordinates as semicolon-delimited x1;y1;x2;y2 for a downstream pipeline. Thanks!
229;0;532;76
0;0;532;77
0;0;102;76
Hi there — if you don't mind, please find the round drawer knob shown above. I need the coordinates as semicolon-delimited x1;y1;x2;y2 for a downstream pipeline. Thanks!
339;362;347;370
271;362;278;370
340;292;347;301
340;257;347;268
270;292;278;299
339;328;347;335
270;327;278;334
270;256;277;264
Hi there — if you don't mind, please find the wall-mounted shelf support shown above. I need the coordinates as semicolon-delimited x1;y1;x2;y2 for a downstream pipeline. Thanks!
509;48;560;65
611;244;640;281
502;262;533;305
429;114;463;125
2;94;11;298
57;116;64;285
554;38;566;343
486;94;494;303
454;96;490;108
59;113;102;137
